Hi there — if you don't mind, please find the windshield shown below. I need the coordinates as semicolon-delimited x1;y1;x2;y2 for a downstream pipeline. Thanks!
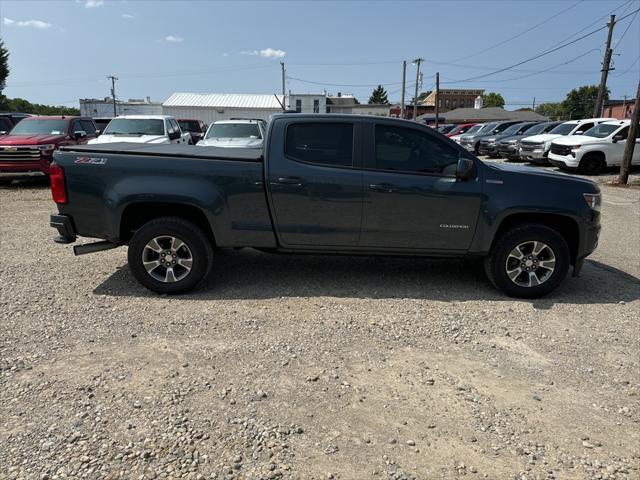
500;123;527;136
206;123;261;139
582;124;621;138
10;119;68;136
480;123;498;133
522;123;548;135
464;124;482;134
178;120;200;132
103;118;165;135
549;123;576;135
437;125;455;133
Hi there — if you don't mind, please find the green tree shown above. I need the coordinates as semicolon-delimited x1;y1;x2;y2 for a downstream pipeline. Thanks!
0;96;79;115
0;38;9;94
483;92;505;108
535;103;564;120
368;85;389;105
561;85;607;119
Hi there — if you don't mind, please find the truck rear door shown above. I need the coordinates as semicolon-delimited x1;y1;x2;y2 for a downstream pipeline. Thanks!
266;119;363;247
359;120;482;251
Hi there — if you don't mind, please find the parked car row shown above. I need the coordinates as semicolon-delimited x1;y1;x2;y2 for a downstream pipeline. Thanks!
444;117;639;175
0;113;268;178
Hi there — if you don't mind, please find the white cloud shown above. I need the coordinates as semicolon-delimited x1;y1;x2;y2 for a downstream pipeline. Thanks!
240;48;286;59
85;0;104;8
259;48;286;59
3;17;53;29
223;53;229;57
122;13;135;19
165;35;184;43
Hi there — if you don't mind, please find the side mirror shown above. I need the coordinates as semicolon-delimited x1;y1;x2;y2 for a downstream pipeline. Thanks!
456;157;476;181
169;131;180;140
95;129;101;136
73;130;87;140
575;131;584;135
612;134;625;143
0;130;6;135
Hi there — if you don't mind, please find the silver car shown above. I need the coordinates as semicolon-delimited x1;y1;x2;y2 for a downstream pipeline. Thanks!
197;119;266;148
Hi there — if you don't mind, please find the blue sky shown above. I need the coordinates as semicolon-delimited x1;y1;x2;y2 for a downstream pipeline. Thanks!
0;0;638;109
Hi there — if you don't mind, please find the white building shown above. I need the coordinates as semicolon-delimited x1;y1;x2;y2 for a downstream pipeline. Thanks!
288;93;327;113
79;97;163;117
162;93;284;123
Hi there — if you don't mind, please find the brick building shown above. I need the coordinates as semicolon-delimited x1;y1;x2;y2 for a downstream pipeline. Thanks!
421;89;485;112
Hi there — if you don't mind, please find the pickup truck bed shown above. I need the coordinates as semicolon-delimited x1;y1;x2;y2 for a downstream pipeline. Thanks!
50;114;601;298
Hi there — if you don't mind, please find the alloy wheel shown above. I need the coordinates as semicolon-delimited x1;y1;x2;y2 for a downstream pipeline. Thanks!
141;235;193;283
504;240;556;288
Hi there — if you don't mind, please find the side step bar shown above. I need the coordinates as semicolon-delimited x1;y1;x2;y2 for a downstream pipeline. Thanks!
73;241;119;256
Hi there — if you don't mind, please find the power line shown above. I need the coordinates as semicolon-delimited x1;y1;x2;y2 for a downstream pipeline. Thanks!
287;76;403;88
442;7;640;85
613;10;639;50
450;0;585;62
444;49;601;84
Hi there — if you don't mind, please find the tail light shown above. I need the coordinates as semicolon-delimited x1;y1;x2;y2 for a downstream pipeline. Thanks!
50;163;67;204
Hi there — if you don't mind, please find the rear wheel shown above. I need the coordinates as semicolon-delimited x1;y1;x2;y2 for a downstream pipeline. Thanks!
485;224;570;298
128;217;213;294
579;153;605;175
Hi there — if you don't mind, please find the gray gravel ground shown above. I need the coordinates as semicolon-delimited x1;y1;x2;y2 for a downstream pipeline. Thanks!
1;163;639;480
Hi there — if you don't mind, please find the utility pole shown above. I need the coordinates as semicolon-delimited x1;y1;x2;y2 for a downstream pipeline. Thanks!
622;94;628;118
280;62;286;109
532;96;536;111
435;72;440;129
400;60;406;119
107;75;118;117
412;58;423;121
618;80;639;185
593;15;616;117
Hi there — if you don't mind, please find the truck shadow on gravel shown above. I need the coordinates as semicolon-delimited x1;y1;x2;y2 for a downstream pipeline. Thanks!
0;175;49;188
93;249;640;308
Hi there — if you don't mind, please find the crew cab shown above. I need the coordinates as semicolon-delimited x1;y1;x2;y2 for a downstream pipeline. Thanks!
0;116;98;176
459;121;521;154
88;115;191;145
498;121;562;161
478;122;540;158
49;114;601;298
520;118;614;164
548;120;640;174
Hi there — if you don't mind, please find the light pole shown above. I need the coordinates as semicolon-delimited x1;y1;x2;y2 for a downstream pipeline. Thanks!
412;58;424;121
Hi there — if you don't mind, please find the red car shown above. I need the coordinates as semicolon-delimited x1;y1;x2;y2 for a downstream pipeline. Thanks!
0;116;98;176
446;123;477;137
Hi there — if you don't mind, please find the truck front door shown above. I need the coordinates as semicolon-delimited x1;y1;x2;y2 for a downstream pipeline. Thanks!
267;120;363;247
360;121;482;251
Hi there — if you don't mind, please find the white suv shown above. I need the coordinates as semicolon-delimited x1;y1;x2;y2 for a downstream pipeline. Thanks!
548;120;640;174
89;115;191;145
197;119;266;148
519;117;614;164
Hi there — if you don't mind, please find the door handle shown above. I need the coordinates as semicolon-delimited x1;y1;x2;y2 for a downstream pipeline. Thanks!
369;183;396;193
272;176;304;187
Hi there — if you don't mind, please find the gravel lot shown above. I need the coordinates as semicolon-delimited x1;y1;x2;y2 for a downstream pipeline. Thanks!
1;162;639;480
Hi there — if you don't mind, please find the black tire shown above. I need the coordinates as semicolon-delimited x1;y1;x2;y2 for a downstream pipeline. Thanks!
127;216;213;294
485;223;570;298
578;153;605;175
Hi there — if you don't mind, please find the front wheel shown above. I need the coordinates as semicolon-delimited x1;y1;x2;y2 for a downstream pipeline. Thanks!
579;153;605;175
127;217;213;294
485;224;570;298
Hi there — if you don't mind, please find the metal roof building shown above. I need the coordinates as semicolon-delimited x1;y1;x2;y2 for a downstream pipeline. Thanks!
162;93;284;123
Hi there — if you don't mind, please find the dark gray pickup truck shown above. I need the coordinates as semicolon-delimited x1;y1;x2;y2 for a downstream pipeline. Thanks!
50;114;601;298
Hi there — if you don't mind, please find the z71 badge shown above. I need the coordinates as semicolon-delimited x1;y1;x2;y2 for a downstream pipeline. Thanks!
75;156;108;165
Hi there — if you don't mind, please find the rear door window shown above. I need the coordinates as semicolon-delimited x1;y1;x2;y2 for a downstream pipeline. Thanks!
285;123;353;167
374;125;459;176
